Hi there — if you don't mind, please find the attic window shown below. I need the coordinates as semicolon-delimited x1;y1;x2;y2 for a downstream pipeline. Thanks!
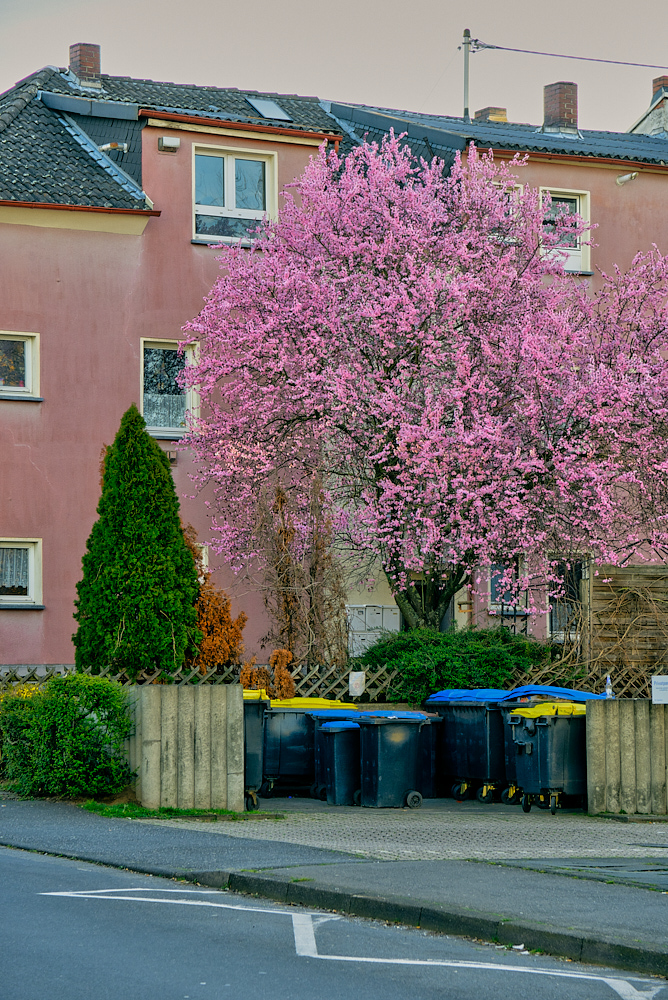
245;97;292;121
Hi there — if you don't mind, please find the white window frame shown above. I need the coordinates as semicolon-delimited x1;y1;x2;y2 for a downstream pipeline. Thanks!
192;144;277;244
547;558;585;642
140;339;197;439
488;560;529;616
540;187;591;273
0;331;40;398
0;538;43;606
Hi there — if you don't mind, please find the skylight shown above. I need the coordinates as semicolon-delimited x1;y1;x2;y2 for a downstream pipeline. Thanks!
245;97;292;122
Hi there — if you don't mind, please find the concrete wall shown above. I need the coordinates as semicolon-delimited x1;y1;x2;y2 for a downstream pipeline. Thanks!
586;699;668;815
127;684;244;812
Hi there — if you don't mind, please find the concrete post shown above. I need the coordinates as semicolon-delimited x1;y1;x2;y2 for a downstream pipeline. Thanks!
586;699;607;814
194;684;212;809
604;699;621;814
619;699;637;816
140;686;161;810
650;703;667;815
635;700;651;814
160;686;179;808
210;686;228;809
177;684;195;810
226;683;245;812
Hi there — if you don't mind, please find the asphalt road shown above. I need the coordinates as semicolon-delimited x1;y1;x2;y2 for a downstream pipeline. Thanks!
2;847;665;1000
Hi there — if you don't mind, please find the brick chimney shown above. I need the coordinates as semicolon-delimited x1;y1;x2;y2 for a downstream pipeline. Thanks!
69;43;101;85
543;81;578;132
652;76;668;99
474;106;508;123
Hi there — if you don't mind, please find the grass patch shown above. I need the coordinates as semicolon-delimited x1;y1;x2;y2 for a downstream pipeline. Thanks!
80;801;283;821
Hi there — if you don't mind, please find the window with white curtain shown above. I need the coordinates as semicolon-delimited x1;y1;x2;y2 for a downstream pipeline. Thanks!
0;540;42;605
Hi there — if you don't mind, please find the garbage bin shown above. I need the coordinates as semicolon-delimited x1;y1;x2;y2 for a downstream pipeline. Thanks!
502;702;587;815
261;697;358;794
243;691;270;810
418;714;444;799
424;692;507;803
309;709;361;800
321;721;361;806
358;711;427;808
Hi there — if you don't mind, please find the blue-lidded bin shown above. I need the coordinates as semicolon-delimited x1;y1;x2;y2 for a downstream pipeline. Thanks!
424;694;506;803
309;709;361;800
262;707;316;790
358;711;427;808
321;721;361;806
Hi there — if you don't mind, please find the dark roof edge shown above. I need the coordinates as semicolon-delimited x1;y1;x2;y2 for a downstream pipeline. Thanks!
0;199;160;215
38;90;139;120
0;67;59;134
139;107;341;139
327;103;468;152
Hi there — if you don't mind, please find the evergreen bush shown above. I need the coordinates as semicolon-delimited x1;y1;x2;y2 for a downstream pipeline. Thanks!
356;626;551;705
73;404;200;678
0;675;133;797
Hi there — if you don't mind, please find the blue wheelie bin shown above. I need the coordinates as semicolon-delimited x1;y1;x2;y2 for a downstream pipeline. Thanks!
309;709;361;800
424;691;508;803
321;721;361;806
358;711;428;808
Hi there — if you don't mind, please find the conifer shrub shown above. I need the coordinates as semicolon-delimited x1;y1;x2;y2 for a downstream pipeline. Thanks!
73;405;200;679
0;675;133;797
356;626;551;705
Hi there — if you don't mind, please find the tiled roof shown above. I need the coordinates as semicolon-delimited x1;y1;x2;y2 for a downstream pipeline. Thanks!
0;66;345;211
328;101;668;167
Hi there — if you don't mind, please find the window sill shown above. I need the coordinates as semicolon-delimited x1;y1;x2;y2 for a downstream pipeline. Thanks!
0;393;43;402
488;606;530;615
564;270;594;276
148;429;185;440
0;603;45;610
191;238;252;248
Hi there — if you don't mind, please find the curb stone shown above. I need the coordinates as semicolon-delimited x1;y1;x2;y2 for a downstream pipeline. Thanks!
3;841;667;979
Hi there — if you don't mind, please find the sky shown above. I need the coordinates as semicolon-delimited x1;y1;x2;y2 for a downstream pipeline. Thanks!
1;0;667;134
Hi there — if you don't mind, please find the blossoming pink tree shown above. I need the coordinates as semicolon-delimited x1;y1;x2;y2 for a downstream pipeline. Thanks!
183;137;668;629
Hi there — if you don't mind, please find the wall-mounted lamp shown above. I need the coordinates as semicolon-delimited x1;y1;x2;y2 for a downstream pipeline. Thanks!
158;136;180;152
616;172;639;186
98;142;128;154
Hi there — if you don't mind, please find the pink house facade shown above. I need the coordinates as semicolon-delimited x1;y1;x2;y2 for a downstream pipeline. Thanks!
2;47;668;668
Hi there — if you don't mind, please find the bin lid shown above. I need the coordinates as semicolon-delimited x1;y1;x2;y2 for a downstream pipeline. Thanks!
269;697;358;709
425;689;508;704
502;685;606;702
507;702;586;718
243;689;270;701
321;721;361;731
358;710;427;723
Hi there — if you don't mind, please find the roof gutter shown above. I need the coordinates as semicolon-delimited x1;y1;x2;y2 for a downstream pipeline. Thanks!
138;108;339;143
475;143;668;171
0;200;160;215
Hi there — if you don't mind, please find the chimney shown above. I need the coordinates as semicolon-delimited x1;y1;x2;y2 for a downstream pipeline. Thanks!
652;76;668;98
543;81;578;132
474;106;508;123
69;43;101;85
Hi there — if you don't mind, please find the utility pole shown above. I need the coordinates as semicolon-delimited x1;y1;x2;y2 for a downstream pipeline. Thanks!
463;28;471;122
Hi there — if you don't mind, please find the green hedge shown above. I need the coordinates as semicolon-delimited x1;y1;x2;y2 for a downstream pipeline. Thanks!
0;675;133;797
356;626;551;705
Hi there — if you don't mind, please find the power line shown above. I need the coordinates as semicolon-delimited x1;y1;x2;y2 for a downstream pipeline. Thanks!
469;39;668;72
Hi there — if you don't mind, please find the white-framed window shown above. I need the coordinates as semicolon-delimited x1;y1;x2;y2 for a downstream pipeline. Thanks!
548;560;584;641
193;146;276;243
489;560;529;613
140;340;195;438
0;539;42;606
0;332;40;398
541;188;591;273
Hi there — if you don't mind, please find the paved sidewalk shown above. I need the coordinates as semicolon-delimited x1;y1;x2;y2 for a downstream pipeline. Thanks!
1;797;667;978
147;796;668;861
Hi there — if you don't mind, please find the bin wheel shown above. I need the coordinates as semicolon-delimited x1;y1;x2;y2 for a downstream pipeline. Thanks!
476;786;494;804
501;787;519;806
259;780;273;798
550;794;558;816
451;782;468;802
245;791;259;812
406;791;423;809
521;794;532;813
537;795;550;810
353;789;362;806
318;784;327;802
309;783;319;799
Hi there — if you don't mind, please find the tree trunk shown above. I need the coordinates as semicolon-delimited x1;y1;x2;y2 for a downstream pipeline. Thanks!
387;567;468;631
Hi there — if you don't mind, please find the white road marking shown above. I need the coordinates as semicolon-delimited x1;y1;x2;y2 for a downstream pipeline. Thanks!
41;888;665;999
